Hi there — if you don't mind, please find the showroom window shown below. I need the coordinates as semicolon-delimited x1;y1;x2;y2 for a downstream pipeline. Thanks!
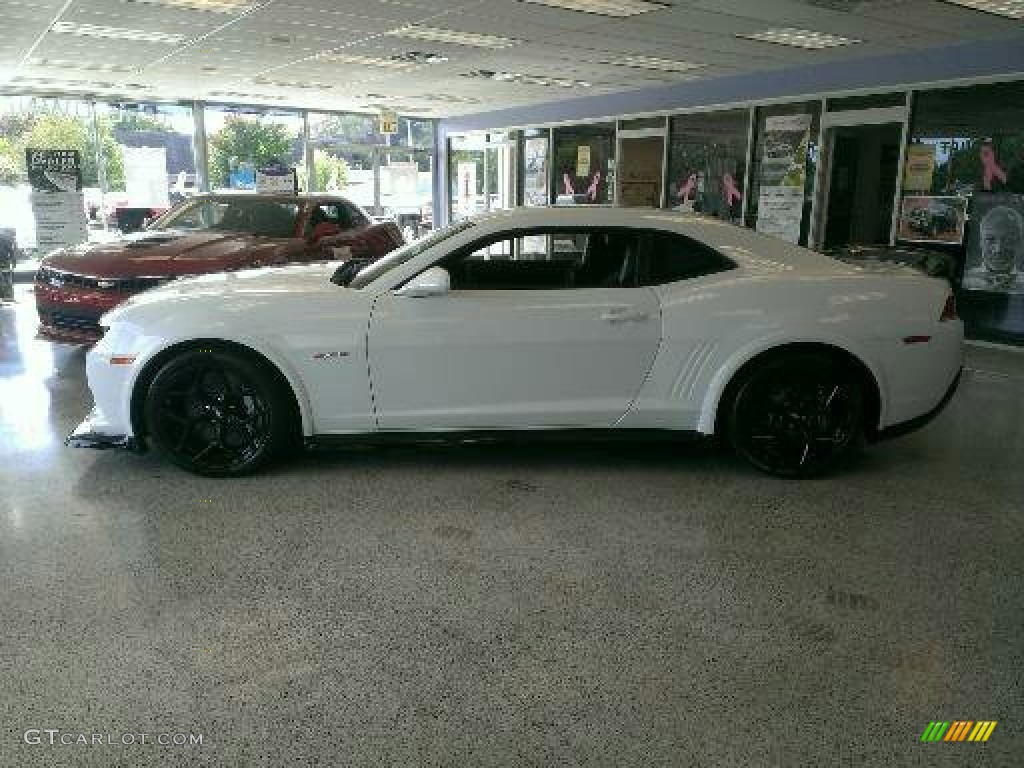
94;102;196;233
204;105;306;193
745;101;821;247
666;109;750;222
1;95;120;253
551;123;615;205
448;131;513;222
906;81;1024;343
518;128;549;207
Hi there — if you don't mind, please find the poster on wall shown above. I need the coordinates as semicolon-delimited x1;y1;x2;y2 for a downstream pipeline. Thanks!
962;193;1024;294
25;148;88;252
897;195;966;244
903;144;937;191
255;162;297;194
756;114;811;243
576;145;591;178
523;137;548;207
456;161;477;216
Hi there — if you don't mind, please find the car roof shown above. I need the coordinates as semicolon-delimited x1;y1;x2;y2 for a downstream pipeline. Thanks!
466;206;843;274
193;193;355;205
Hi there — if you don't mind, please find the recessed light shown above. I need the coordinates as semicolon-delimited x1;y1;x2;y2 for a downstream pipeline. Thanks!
30;58;139;74
463;69;592;88
124;0;255;12
51;21;187;44
390;51;448;64
517;0;671;17
253;77;333;90
602;54;704;73
316;52;418;70
942;0;1024;18
736;27;860;49
385;25;521;49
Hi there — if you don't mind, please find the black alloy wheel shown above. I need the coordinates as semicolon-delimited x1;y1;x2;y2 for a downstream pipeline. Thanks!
144;348;290;476
728;353;864;477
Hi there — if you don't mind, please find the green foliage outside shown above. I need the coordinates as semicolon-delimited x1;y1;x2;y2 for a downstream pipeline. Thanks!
297;150;349;192
0;112;125;189
208;117;297;188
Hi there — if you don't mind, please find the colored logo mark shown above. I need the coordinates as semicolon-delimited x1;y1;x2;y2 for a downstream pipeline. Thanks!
920;721;997;742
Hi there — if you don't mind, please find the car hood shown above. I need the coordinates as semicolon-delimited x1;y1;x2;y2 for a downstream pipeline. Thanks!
41;229;288;278
113;261;344;309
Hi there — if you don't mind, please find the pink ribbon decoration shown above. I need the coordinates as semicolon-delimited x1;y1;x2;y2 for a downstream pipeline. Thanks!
980;143;1007;191
723;172;742;207
678;173;697;204
563;173;575;195
586;170;602;202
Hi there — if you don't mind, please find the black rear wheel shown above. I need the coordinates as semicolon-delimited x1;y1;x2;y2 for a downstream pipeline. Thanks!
144;348;291;476
728;353;864;477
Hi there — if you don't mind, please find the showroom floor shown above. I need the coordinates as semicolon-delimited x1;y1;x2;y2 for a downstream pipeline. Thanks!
1;287;1022;767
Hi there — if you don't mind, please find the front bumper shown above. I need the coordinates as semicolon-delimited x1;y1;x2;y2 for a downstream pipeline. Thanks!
66;408;143;451
873;367;962;441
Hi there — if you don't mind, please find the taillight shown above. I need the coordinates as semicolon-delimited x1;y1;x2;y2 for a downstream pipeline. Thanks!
940;294;957;322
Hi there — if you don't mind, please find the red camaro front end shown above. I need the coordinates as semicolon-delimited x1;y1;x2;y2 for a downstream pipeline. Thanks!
35;193;403;343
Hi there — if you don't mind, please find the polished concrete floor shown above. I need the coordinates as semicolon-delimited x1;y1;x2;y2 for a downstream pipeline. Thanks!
1;287;1022;767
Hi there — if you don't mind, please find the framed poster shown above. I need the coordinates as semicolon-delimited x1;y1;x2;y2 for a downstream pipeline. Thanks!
756;114;811;243
897;196;966;244
962;193;1024;294
522;137;548;207
255;162;297;194
25;148;88;251
903;144;937;192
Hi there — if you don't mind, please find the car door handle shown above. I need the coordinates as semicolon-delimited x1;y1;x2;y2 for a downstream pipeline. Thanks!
601;308;650;323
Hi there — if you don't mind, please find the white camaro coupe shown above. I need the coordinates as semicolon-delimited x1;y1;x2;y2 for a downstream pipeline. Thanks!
70;207;963;477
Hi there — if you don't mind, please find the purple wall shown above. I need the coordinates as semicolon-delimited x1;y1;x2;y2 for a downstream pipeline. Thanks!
441;36;1024;134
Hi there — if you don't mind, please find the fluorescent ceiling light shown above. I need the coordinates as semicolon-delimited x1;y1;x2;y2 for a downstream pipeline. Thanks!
736;27;860;49
317;52;417;70
124;0;255;11
386;25;521;49
517;0;671;17
30;58;139;74
253;78;334;90
207;90;285;100
942;0;1024;18
603;54;703;73
463;69;592;88
51;21;187;44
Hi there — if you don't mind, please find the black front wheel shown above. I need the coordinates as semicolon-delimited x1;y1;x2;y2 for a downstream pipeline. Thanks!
144;348;291;476
728;353;864;477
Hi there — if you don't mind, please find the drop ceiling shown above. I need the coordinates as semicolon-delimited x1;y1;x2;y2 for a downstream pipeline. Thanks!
0;0;1020;117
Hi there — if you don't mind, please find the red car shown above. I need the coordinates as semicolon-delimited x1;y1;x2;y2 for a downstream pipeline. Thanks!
35;193;404;343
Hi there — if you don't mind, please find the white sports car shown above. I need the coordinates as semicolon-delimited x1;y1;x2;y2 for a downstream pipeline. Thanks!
70;207;963;477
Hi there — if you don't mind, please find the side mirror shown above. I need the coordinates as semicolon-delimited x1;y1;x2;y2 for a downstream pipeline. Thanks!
395;266;450;298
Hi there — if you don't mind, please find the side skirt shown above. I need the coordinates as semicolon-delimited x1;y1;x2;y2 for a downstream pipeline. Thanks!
305;428;703;451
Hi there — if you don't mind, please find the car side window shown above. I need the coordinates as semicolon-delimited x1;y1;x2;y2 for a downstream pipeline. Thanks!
637;231;736;286
342;203;369;228
441;228;641;290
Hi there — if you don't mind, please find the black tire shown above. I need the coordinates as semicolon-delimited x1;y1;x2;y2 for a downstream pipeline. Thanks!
144;348;292;476
727;352;864;477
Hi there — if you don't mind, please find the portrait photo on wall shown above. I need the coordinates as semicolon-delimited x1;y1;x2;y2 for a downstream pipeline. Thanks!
897;196;966;244
963;193;1024;294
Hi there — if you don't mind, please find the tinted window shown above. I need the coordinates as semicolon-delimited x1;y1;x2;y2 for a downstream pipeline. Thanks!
153;198;299;238
638;231;735;286
443;229;641;290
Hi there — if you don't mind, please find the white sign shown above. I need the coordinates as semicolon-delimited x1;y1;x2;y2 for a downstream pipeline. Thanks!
756;187;804;244
379;110;398;135
123;147;170;209
576;145;591;178
457;161;476;214
255;167;296;193
30;190;88;251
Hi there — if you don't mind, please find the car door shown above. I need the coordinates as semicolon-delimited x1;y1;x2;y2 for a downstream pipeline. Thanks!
366;227;662;430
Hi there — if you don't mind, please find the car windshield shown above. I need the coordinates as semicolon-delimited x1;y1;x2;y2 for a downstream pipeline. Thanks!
345;219;476;289
149;197;300;238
